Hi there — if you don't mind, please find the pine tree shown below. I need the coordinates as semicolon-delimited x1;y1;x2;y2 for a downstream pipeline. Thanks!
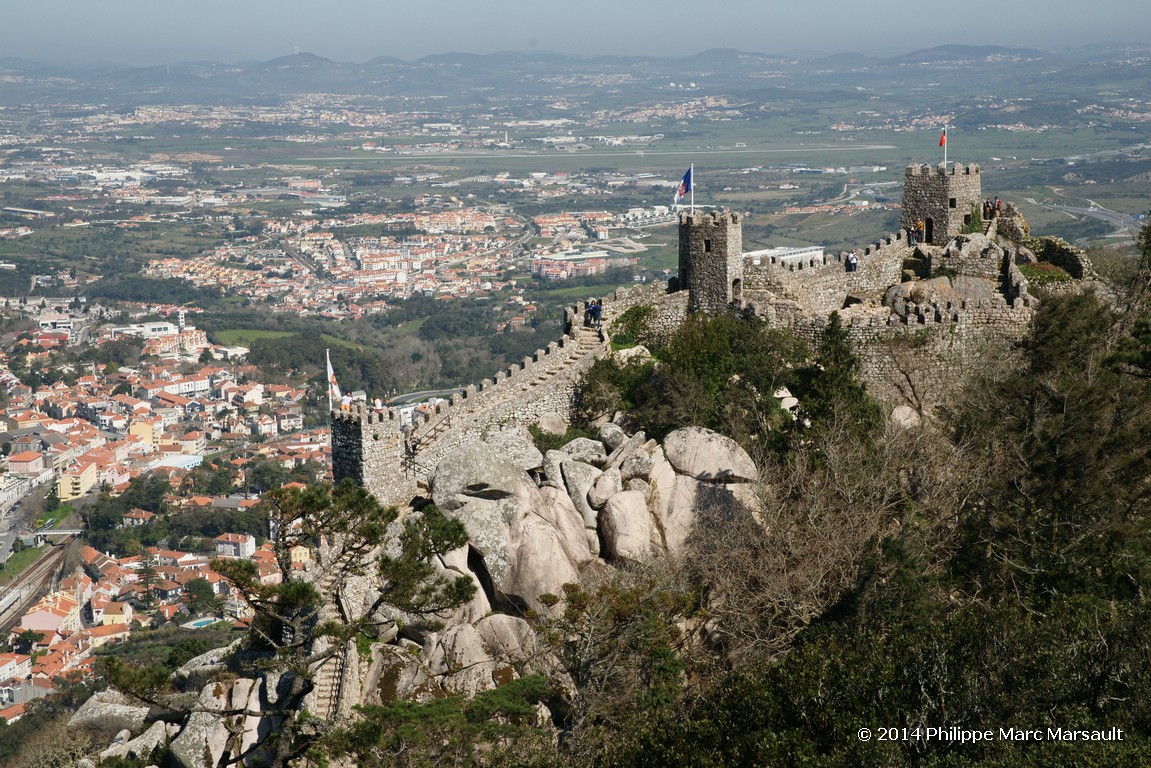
102;480;474;768
797;312;882;439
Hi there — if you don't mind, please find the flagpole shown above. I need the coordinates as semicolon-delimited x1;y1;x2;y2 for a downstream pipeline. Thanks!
326;348;332;413
326;348;333;479
689;164;694;214
943;125;948;168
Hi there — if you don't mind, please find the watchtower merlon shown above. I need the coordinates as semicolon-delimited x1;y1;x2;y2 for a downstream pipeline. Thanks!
900;163;981;245
678;210;744;313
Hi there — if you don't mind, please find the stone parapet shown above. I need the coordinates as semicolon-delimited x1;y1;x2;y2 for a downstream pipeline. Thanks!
743;232;909;315
333;282;683;504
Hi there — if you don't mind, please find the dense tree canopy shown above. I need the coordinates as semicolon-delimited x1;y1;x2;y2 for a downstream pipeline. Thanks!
579;312;806;446
555;278;1151;767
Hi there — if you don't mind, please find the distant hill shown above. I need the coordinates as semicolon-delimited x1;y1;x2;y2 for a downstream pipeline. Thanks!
892;44;1049;64
257;52;335;68
0;45;1144;107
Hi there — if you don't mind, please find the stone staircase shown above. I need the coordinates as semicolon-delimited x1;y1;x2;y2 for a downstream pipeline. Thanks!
525;324;604;387
310;547;355;722
403;414;453;476
312;641;345;722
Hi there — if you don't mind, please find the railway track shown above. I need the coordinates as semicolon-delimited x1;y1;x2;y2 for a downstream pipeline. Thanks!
0;540;70;635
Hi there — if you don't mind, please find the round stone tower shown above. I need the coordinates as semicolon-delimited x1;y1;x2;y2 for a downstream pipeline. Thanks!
900;163;982;245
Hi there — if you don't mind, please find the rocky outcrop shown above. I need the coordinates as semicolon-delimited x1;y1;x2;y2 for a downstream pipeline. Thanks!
484;425;544;471
429;422;761;577
535;485;596;566
68;689;151;737
99;720;178;762
560;437;608;467
601;490;653;564
168;681;236;768
473;614;537;667
588;467;623;509
597;422;627;452
428;623;503;697
92;421;762;765
885;273;999;318
506;516;581;611
431;442;541;589
430;442;589;612
537;412;568;436
663;427;758;483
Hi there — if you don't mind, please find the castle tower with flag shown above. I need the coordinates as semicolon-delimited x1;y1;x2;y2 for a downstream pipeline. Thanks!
899;162;982;245
677;210;743;314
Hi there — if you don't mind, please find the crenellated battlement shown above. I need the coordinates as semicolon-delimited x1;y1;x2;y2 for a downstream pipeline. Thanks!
331;278;686;504
742;231;910;316
901;161;983;245
336;187;1064;506
905;162;981;177
749;231;909;274
331;404;405;425
679;210;742;228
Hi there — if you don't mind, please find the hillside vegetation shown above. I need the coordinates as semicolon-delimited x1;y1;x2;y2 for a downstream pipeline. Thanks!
17;230;1151;768
305;268;1151;767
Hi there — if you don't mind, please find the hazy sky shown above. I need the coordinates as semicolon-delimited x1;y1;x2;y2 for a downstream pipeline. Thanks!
7;0;1150;65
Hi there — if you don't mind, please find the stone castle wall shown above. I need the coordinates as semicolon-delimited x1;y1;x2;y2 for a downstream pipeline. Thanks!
900;163;982;245
602;281;689;347
787;265;1036;406
929;235;1003;279
332;281;678;505
333;320;600;502
743;230;910;316
338;168;1053;505
1028;236;1093;279
334;255;1039;504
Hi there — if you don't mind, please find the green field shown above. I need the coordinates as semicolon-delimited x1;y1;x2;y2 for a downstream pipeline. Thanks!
527;283;625;301
213;329;295;346
214;328;381;353
0;544;48;584
322;333;370;351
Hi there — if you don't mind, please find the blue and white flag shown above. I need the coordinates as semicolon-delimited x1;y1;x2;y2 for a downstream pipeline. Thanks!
673;166;693;207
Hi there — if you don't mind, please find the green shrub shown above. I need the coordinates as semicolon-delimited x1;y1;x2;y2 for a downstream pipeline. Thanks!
1019;262;1072;285
610;304;655;349
959;203;984;234
578;313;806;445
527;424;599;454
